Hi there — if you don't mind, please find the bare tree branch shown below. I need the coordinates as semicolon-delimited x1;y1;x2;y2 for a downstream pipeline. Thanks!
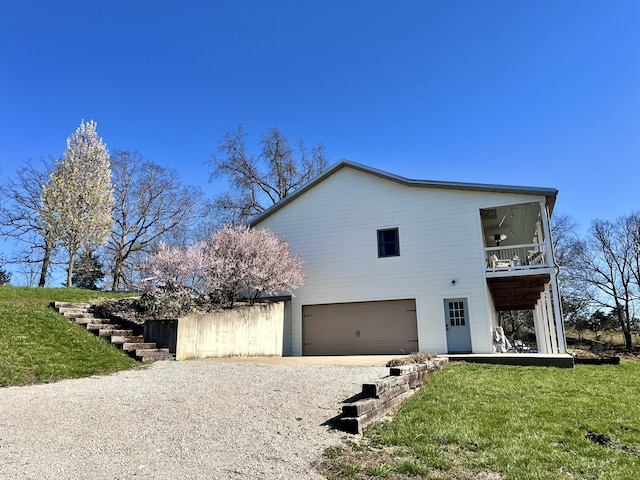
209;125;328;224
106;150;204;290
0;158;58;286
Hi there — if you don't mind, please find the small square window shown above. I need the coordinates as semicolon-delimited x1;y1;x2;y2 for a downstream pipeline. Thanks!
377;228;400;257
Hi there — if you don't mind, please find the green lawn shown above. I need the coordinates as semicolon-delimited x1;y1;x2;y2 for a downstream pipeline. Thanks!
319;362;640;480
0;285;139;386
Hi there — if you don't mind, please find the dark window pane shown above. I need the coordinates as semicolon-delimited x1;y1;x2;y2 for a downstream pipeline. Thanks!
377;228;400;257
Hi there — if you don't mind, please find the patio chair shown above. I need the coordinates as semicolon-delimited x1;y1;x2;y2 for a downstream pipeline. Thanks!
511;338;530;353
492;326;512;353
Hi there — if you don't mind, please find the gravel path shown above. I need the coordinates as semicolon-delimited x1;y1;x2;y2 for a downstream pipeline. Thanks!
0;361;388;479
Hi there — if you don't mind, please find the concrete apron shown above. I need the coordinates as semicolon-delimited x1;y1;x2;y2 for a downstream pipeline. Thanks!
195;355;408;366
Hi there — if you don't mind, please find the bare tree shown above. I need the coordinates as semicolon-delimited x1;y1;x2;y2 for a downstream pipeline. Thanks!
0;158;58;286
551;213;580;271
106;150;204;290
40;120;114;287
550;213;590;325
572;218;637;349
209;125;328;224
623;212;640;295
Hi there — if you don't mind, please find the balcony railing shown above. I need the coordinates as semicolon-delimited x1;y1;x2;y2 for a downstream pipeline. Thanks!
485;243;550;272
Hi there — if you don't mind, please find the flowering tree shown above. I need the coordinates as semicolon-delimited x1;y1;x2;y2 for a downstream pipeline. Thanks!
203;225;305;307
40;120;114;287
142;241;207;293
141;225;304;309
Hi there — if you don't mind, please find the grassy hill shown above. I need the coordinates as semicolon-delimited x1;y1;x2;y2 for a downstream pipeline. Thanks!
0;286;140;386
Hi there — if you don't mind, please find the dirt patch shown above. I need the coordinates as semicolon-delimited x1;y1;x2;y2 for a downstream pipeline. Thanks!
314;443;504;480
585;432;639;456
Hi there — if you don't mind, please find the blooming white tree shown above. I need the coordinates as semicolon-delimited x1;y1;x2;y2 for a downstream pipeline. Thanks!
40;120;114;287
142;225;305;309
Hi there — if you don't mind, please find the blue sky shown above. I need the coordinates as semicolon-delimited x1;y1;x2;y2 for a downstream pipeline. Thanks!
1;1;639;282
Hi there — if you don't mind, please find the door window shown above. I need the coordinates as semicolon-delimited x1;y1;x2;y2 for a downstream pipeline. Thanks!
448;301;466;326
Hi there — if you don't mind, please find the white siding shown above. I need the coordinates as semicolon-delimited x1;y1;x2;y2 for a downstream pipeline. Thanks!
255;167;548;355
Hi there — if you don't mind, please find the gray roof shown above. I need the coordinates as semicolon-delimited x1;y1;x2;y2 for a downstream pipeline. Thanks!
250;159;558;226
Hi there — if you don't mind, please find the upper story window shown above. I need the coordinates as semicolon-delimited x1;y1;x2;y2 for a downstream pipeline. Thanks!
377;228;400;257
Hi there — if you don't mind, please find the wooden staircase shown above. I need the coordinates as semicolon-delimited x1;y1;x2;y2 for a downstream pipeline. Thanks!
52;302;173;362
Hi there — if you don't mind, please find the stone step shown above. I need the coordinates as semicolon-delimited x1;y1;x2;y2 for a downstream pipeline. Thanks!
111;335;145;345
66;312;95;319
123;342;156;351
136;349;172;361
84;318;113;324
53;301;90;309
86;323;121;332
57;308;89;317
98;329;134;338
53;301;173;363
74;317;104;325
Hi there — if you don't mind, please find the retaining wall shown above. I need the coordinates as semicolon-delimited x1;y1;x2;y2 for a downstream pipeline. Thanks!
340;357;448;434
176;301;285;360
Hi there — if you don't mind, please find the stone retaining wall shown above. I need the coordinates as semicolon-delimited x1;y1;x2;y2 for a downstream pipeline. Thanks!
340;357;448;434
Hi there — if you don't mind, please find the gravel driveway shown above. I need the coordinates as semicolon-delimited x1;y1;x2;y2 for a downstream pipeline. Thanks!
0;360;388;479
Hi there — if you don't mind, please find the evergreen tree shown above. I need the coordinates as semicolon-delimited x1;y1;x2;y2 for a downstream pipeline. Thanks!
0;266;11;285
72;250;105;290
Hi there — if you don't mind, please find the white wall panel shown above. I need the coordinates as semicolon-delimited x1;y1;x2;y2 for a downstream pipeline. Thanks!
256;167;548;355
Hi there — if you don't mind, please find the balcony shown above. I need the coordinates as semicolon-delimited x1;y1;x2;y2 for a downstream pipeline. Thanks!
485;243;550;273
480;202;556;312
479;200;565;354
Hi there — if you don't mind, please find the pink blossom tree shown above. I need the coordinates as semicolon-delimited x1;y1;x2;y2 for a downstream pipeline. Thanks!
141;226;304;309
203;225;305;307
142;240;207;293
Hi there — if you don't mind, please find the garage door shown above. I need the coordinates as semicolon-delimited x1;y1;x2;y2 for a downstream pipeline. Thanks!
302;299;419;355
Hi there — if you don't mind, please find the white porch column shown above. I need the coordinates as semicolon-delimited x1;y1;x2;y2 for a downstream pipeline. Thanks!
537;296;552;354
532;302;542;352
544;284;558;353
539;201;554;267
534;299;548;353
549;271;566;353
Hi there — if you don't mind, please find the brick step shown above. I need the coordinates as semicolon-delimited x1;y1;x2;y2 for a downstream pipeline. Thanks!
123;342;157;351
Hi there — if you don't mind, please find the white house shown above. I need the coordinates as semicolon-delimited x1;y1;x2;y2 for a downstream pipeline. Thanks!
250;160;566;357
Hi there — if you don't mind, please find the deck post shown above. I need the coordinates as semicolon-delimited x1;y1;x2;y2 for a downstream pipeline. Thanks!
539;201;566;354
549;271;566;353
544;284;558;353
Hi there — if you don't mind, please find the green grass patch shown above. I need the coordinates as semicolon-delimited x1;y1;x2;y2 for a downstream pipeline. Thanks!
319;362;640;480
0;285;139;386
